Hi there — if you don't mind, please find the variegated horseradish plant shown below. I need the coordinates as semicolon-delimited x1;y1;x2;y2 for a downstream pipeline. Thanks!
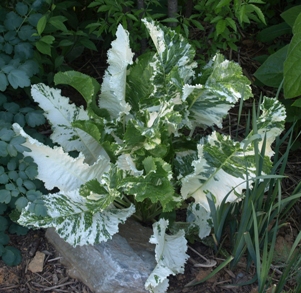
12;18;285;293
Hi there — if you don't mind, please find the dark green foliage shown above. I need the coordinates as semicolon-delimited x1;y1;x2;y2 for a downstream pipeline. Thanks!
0;92;48;266
0;1;43;91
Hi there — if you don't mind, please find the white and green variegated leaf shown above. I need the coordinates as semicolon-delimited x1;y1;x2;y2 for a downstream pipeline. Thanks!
181;131;253;210
185;54;253;129
181;97;285;210
186;203;211;239
98;24;134;120
13;124;110;193
18;190;135;247
31;84;106;164
145;218;188;293
247;97;286;157
142;18;196;84
126;18;195;116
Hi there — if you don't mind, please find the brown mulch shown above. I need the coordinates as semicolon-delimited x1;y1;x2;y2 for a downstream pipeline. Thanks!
0;229;93;293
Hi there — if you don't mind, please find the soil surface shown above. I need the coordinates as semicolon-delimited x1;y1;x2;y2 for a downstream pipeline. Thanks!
1;28;301;293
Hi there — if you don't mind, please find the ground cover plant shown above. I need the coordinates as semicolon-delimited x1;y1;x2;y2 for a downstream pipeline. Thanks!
0;92;48;266
10;17;298;292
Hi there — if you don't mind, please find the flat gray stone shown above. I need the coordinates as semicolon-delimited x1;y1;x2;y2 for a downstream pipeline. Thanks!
45;219;156;293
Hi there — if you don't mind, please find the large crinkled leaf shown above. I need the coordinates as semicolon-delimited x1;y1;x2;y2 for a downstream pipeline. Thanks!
13;123;110;193
122;157;181;212
18;190;135;246
135;21;195;109
248;97;286;157
181;97;285;210
181;131;253;210
98;24;134;120
145;218;189;293
31;83;107;164
185;54;253;129
142;18;196;84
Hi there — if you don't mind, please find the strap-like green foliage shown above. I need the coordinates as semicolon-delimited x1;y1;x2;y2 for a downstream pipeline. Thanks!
13;18;285;292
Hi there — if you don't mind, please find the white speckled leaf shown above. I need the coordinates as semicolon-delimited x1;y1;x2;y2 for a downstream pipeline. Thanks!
13;123;110;192
145;219;188;293
181;97;285;210
185;54;253;129
18;190;135;246
31;83;105;164
98;24;133;120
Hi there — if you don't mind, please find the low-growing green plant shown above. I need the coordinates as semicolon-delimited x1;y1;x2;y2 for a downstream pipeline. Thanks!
13;19;286;292
0;0;43;91
0;92;48;266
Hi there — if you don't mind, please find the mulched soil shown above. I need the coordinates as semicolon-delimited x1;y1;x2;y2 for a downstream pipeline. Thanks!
1;27;301;293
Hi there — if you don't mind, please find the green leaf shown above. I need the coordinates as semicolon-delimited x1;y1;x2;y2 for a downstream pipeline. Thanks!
25;110;45;127
53;71;102;117
2;246;22;266
0;73;9;91
249;4;266;25
18;60;39;77
254;45;288;87
9;136;31;153
216;0;231;9
0;216;8;231
15;196;29;211
122;157;181;212
4;12;23;30
0;190;11;204
0;231;9;245
48;16;68;31
284;13;301;98
0;128;14;141
0;167;9;184
216;19;226;36
0;203;7;215
37;14;48;35
16;2;29;16
35;40;52;56
8;223;28;235
79;38;97;51
7;69;30;89
18;25;37;42
257;22;291;43
281;5;301;27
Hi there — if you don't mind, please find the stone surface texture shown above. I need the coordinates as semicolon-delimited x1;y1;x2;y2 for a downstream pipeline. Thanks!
45;219;156;293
